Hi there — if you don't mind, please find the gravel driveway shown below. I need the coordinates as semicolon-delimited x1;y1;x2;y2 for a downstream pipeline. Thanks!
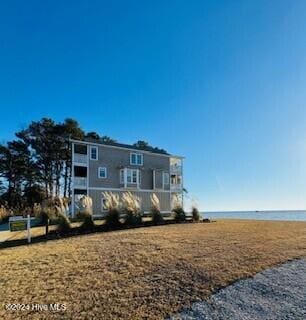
169;258;306;320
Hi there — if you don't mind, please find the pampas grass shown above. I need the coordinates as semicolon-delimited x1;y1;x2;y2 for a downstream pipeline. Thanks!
191;206;201;222
121;192;142;226
40;197;71;234
150;193;163;224
0;205;12;223
172;194;186;222
103;192;121;228
78;196;95;230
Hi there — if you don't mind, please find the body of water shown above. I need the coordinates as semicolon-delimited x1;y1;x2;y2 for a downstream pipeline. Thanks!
203;210;306;221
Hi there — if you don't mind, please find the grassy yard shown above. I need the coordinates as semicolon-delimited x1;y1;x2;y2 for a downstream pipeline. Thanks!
1;220;306;319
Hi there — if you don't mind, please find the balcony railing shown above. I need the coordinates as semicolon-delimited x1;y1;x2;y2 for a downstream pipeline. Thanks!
171;184;183;192
170;164;182;174
73;177;87;188
74;153;87;164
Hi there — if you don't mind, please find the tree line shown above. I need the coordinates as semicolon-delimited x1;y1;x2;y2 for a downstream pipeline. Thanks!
0;117;167;211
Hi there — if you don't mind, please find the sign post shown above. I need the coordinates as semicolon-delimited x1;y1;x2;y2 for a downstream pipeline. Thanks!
9;216;31;243
27;214;31;243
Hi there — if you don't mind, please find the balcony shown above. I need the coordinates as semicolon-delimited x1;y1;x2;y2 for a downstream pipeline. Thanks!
170;164;182;174
74;153;87;165
171;184;183;192
73;177;87;188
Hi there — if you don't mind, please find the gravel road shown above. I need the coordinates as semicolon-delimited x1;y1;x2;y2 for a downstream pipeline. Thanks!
169;258;306;320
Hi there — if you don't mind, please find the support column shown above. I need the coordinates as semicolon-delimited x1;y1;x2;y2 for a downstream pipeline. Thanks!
124;168;127;188
137;169;140;189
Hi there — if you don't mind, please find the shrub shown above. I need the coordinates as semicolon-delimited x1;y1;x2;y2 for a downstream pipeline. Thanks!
105;209;121;228
150;193;163;225
191;206;201;222
79;212;94;231
33;203;42;218
0;205;13;224
173;206;186;222
103;192;121;229
121;192;142;226
172;194;186;222
41;197;71;235
78;196;95;231
57;212;71;234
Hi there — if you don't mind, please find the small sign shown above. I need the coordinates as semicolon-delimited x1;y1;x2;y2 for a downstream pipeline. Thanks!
9;216;27;232
10;220;27;231
9;215;31;243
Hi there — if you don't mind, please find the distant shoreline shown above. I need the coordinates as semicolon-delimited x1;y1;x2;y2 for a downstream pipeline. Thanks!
203;210;306;222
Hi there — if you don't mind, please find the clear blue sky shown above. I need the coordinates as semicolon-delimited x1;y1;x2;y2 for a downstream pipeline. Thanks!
1;1;306;211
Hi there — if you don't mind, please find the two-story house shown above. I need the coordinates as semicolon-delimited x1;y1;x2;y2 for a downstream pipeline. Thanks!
70;138;184;216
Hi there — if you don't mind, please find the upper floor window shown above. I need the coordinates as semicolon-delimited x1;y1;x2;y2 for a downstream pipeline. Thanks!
130;153;143;166
90;146;98;160
98;167;107;179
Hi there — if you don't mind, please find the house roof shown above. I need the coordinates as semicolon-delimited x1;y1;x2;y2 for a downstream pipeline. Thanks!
70;138;184;159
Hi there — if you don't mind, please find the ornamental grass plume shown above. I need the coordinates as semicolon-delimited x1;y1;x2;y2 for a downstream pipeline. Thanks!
150;193;163;224
102;192;121;228
41;197;71;234
121;192;142;226
78;196;94;230
191;198;201;222
0;205;12;223
172;194;186;222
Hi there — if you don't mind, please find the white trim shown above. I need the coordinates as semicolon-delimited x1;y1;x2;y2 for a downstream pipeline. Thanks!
88;186;171;193
130;152;143;166
69;139;184;159
137;170;140;189
162;172;170;189
120;168;124;184
98;167;107;179
153;169;156;190
90;146;98;160
124;168;127;188
121;168;139;185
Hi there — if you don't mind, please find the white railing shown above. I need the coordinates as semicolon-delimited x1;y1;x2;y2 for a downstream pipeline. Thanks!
74;153;87;164
73;177;87;188
171;184;183;192
170;165;182;174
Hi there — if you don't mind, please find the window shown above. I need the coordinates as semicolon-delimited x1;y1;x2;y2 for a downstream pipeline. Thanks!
98;167;107;179
163;172;170;185
101;196;107;212
120;168;139;184
90;146;98;160
132;169;137;183
130;153;143;165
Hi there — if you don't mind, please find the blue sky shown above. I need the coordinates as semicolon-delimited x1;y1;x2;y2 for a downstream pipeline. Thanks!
1;1;306;211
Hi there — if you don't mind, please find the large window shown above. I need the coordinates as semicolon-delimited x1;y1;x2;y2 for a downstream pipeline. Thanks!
90;146;98;160
120;168;139;184
98;167;107;179
130;153;143;166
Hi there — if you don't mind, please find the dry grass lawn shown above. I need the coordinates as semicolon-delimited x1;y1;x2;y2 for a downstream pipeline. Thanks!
1;220;306;319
